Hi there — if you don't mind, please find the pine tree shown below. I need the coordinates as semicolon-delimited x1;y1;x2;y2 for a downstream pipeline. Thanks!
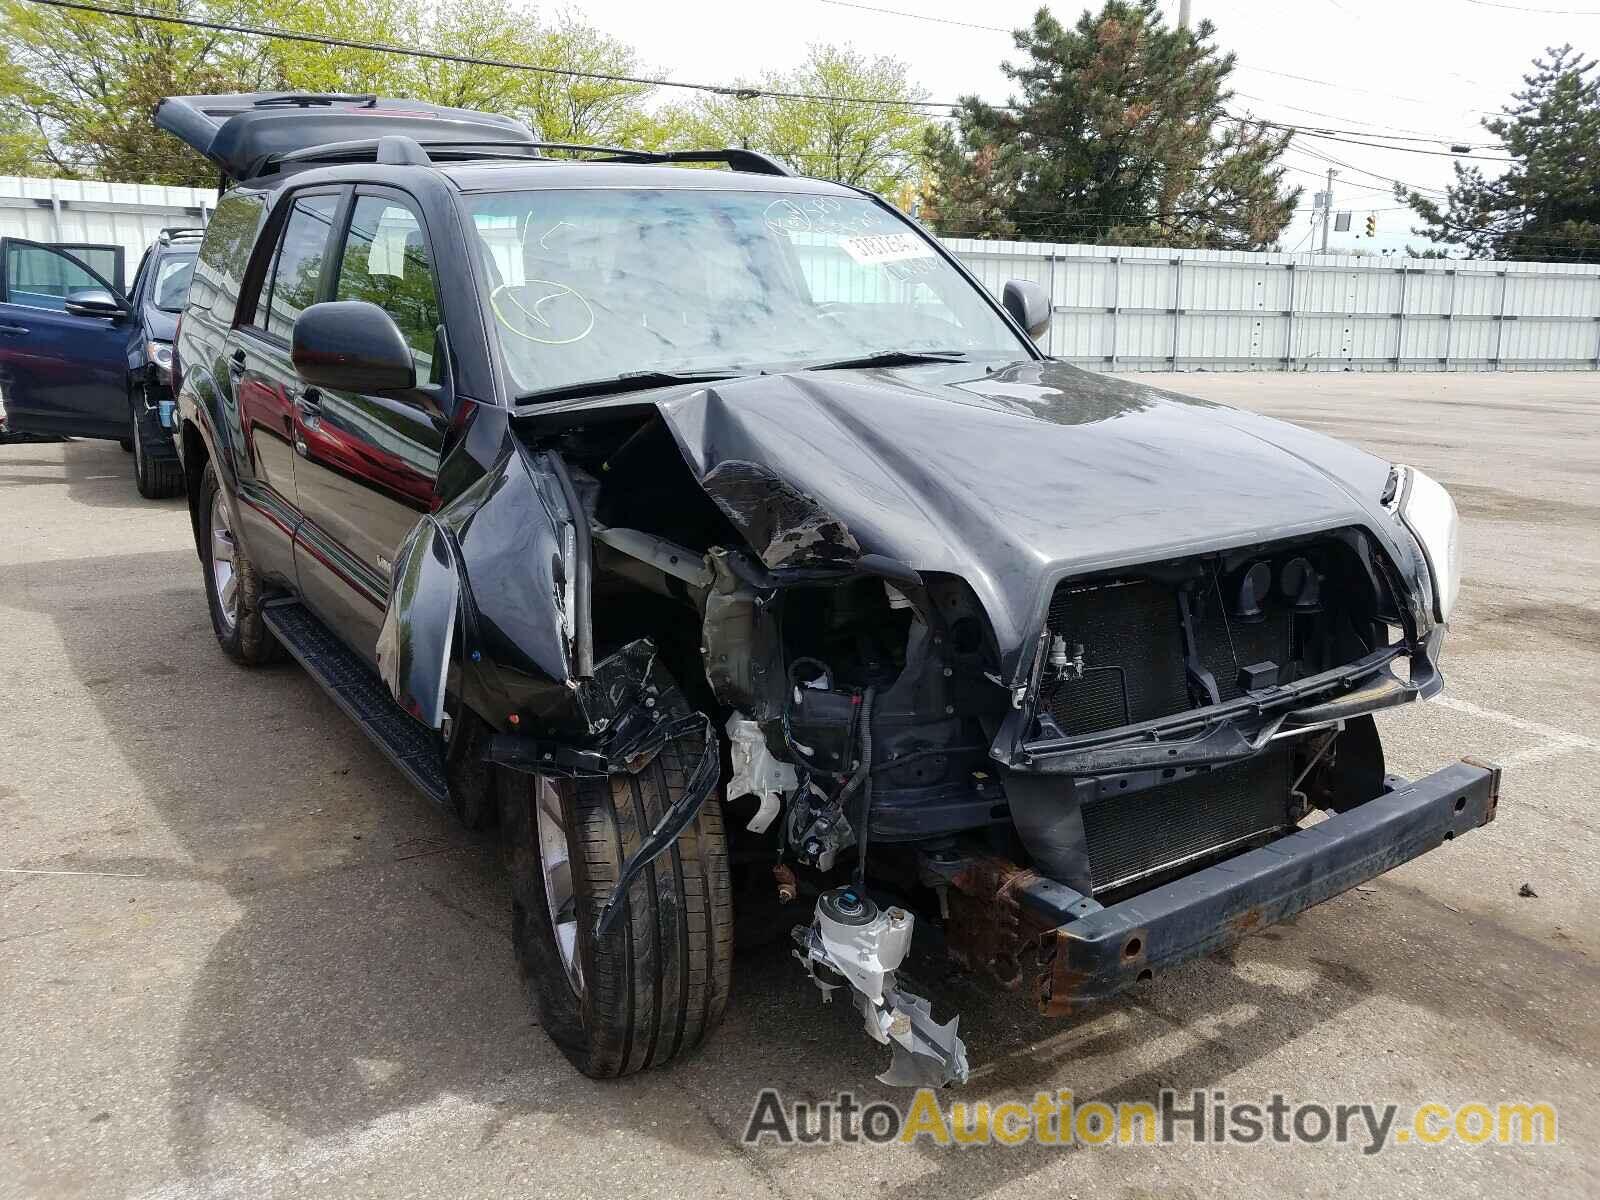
1399;46;1600;261
921;2;1299;248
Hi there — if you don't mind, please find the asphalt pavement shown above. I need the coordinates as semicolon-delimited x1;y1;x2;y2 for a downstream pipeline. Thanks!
2;371;1596;1198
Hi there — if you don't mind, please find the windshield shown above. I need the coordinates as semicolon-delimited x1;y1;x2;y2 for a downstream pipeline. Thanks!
152;250;196;312
461;188;1027;396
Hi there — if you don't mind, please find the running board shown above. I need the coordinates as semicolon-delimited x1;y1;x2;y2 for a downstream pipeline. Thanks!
261;598;450;807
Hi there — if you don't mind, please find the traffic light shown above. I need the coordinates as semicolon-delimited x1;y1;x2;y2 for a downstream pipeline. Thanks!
1365;214;1376;238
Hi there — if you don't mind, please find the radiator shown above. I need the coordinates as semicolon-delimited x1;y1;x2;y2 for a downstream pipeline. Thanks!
1080;749;1294;893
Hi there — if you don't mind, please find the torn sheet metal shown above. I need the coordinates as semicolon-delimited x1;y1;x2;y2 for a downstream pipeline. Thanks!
484;637;723;936
376;438;579;730
700;459;861;568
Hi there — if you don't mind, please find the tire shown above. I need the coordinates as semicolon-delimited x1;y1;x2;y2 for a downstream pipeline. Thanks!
197;461;283;667
444;705;497;831
502;733;733;1078
131;389;184;499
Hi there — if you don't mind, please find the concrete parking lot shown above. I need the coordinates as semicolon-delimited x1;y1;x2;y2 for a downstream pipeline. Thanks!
2;372;1596;1199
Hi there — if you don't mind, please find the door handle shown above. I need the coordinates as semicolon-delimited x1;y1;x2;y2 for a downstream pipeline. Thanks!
293;388;321;457
0;324;28;336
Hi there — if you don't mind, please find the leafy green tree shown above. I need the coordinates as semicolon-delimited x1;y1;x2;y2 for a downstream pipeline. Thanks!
667;45;932;194
0;44;50;176
1398;46;1600;261
0;0;274;184
0;0;675;183
922;2;1299;248
503;12;666;147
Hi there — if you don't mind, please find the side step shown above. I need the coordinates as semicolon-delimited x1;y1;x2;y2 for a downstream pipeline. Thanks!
261;598;450;807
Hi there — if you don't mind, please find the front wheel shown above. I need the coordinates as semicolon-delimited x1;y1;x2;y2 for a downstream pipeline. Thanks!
197;462;282;666
131;388;184;499
501;735;733;1078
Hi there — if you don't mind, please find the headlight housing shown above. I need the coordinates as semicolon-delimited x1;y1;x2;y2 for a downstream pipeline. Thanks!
146;339;174;376
1384;464;1460;623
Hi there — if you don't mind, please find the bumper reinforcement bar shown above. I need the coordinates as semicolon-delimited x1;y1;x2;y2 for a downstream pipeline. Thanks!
1026;757;1500;1014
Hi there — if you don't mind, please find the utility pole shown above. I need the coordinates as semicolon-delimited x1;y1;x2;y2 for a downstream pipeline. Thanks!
1319;167;1338;253
1178;0;1192;29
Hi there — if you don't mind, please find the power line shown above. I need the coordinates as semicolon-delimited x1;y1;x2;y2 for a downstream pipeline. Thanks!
1288;129;1510;161
1286;144;1449;197
11;0;983;111
1233;91;1493;147
1461;0;1600;13
815;0;1455;108
815;0;1511;153
815;0;1010;33
1234;111;1505;149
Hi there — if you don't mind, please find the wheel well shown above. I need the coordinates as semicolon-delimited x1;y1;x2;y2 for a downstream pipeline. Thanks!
180;421;209;549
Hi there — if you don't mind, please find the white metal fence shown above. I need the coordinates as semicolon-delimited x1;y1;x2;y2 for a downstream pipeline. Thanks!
948;238;1600;372
0;176;214;290
7;174;1599;372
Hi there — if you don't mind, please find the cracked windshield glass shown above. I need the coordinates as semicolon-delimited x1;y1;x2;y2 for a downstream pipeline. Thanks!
463;188;1025;396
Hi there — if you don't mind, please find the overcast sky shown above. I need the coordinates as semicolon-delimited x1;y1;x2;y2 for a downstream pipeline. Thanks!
570;0;1592;252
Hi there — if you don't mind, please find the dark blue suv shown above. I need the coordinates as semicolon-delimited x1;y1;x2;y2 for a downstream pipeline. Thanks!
0;227;198;496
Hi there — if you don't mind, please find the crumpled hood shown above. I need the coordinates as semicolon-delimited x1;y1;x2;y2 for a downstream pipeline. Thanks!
654;359;1406;672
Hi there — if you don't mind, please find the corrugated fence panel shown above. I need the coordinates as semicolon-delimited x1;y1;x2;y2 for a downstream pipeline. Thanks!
0;176;214;285
5;175;1600;372
946;235;1600;372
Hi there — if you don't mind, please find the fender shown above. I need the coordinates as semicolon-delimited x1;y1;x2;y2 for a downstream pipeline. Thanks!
377;428;582;731
175;354;239;553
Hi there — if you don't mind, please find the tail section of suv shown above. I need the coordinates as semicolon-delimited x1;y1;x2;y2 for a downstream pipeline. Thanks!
164;93;1498;1087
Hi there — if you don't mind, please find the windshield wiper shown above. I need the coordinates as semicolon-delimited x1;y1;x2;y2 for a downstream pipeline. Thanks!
515;369;740;405
801;349;970;372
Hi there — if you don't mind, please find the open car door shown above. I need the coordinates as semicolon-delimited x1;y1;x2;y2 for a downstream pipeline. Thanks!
0;238;131;441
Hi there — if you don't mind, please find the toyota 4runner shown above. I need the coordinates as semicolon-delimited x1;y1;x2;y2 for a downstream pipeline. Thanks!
158;92;1498;1087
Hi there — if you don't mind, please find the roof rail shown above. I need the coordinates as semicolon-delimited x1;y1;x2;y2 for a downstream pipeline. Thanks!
375;134;432;166
276;137;547;169
276;136;794;177
157;226;206;244
592;147;793;176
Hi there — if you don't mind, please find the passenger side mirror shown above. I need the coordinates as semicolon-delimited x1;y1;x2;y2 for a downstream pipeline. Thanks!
1002;279;1051;341
63;287;127;319
292;301;415;395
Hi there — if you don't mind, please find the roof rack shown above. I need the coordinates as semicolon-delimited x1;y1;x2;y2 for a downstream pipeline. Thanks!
277;135;795;177
157;226;206;244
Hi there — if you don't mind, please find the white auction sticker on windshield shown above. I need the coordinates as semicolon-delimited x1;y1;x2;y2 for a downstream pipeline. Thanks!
837;232;936;266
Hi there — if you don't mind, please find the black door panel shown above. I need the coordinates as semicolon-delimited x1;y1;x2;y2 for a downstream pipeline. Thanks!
292;189;445;661
231;335;302;588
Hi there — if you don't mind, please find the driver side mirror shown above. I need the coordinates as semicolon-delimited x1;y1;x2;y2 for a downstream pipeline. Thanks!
1002;279;1051;341
63;287;127;319
292;300;415;395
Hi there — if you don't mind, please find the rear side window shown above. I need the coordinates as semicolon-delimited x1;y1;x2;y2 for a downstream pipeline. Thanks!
334;195;441;377
255;194;340;339
192;191;266;321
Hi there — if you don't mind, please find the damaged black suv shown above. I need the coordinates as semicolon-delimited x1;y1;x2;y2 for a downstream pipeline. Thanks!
161;93;1498;1086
